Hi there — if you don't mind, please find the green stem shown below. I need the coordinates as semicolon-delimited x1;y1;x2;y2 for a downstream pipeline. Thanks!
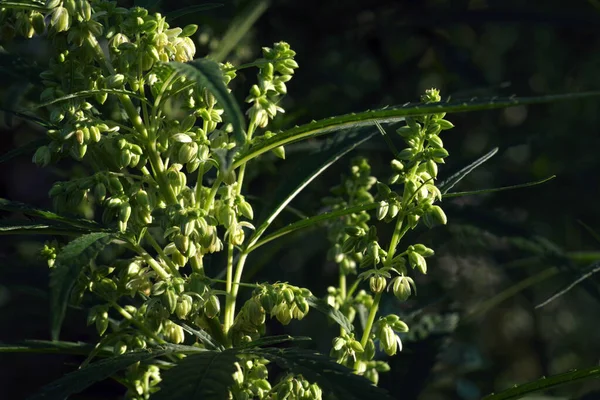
132;242;171;281
144;230;181;277
111;301;166;345
224;252;249;332
224;242;235;330
339;272;347;336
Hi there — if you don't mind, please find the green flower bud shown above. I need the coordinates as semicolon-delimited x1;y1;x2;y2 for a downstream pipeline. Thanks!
174;234;189;254
31;12;46;35
176;294;193;319
95;308;109;336
438;119;454;130
166;322;185;344
408;251;427;274
282;288;295;303
50;6;70;33
205;294;220;319
412;244;434;257
33;146;51;167
106;74;125;89
238;199;254;220
275;304;293;325
247;298;266;326
272;145;285;159
392;275;413;301
430;147;449;159
376;200;389;221
364;368;379;385
162;288;178;314
391;319;409;333
364;338;376;361
380;325;398;356
430;205;447;225
181;24;198;37
370;276;386;294
114;340;127;355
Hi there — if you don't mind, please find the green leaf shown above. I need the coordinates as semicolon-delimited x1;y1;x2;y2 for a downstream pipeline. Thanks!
248;127;376;251
209;0;270;63
482;365;600;400
439;147;498;194
237;335;311;349
443;175;556;199
0;1;48;12
167;3;223;20
0;138;49;164
233;92;600;168
50;232;115;340
153;350;240;400
180;323;224;351
0;198;106;231
305;295;354;333
246;202;378;252
0;340;96;355
26;89;148;111
250;347;394;400
27;347;196;400
0;221;87;236
164;59;246;144
0;106;57;129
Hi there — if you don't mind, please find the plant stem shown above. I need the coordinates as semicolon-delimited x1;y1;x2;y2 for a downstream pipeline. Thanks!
224;251;249;333
111;301;166;345
144;230;181;277
132;242;170;281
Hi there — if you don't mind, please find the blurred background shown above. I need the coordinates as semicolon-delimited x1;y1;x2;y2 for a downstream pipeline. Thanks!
2;0;600;399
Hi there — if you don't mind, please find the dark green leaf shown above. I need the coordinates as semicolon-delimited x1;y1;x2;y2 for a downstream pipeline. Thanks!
27;89;148;111
439;147;498;194
482;365;600;400
165;59;246;144
248;127;376;251
0;1;48;12
238;335;311;349
0;198;106;231
234;92;600;168
0;340;96;355
180;323;224;351
27;348;190;400
0;221;86;236
0;107;57;129
250;347;394;400
154;350;239;400
167;3;223;20
50;232;115;340
247;202;378;252
305;295;354;333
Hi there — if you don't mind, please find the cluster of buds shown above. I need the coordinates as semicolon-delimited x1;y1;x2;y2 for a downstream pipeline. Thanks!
373;315;409;356
230;358;272;400
125;363;162;399
245;42;298;129
324;157;376;275
270;375;322;400
231;283;311;345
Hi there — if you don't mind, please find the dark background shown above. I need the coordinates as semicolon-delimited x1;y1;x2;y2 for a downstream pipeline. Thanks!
2;0;600;399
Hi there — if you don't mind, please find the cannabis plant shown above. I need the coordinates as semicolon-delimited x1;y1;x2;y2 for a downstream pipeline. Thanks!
0;1;598;399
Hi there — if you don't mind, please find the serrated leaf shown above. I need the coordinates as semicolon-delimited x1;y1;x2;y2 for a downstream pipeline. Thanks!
250;347;394;400
439;147;498;194
0;107;57;129
482;365;600;400
165;59;246;144
50;232;115;340
167;3;223;20
247;202;378;252
27;347;197;400
26;88;148;111
238;335;311;349
0;221;88;236
248;127;376;251
233;92;600;168
0;340;96;355
153;350;240;400
180;323;224;351
0;1;48;12
0;198;106;231
305;295;354;333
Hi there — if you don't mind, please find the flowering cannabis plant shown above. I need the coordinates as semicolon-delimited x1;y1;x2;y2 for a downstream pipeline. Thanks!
0;1;596;399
